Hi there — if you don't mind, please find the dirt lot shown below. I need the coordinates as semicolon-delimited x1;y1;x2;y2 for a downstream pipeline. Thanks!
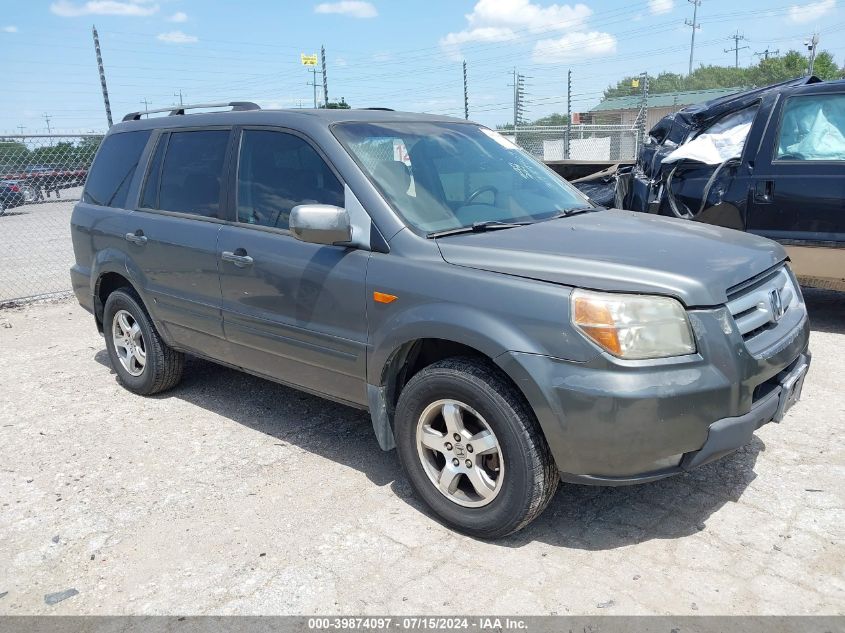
0;291;843;615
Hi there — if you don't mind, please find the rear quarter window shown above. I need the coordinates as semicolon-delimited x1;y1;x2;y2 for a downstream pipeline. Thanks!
82;130;151;208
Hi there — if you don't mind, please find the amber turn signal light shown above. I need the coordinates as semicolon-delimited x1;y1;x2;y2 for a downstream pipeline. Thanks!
373;291;398;304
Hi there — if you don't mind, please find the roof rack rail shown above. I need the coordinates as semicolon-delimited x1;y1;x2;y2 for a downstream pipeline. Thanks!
360;107;395;111
122;101;260;122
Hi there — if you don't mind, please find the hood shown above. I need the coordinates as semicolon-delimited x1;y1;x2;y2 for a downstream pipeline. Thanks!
436;209;786;306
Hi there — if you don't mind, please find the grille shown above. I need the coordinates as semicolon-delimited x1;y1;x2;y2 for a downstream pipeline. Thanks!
726;266;798;341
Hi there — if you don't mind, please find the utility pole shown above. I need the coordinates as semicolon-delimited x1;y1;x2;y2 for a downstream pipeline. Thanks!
685;0;701;75
462;60;469;120
565;69;572;159
805;33;819;76
174;90;184;106
724;31;749;68
510;68;526;143
17;125;25;135
637;72;650;148
321;45;328;107
306;68;319;108
140;98;151;118
754;47;779;61
91;25;113;127
43;113;52;135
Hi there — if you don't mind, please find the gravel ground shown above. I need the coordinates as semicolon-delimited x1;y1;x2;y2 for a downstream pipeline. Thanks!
0;190;80;303
0;290;843;616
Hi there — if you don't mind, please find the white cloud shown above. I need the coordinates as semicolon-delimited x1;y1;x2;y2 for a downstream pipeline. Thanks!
788;0;835;23
167;11;188;22
50;0;159;17
440;0;609;59
532;30;616;63
335;56;348;66
648;0;674;15
157;30;198;43
2;25;18;32
314;1;377;18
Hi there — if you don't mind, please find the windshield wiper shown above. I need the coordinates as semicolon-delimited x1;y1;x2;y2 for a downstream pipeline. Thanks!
426;220;530;238
546;206;600;219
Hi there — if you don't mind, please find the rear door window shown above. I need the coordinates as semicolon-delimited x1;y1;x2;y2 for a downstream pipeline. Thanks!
82;130;151;208
146;130;230;218
776;93;845;161
235;129;343;229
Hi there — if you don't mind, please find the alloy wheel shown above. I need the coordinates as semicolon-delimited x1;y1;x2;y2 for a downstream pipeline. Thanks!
415;399;504;508
111;309;146;377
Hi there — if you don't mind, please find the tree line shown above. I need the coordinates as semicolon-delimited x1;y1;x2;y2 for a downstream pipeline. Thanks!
0;137;102;170
603;49;843;99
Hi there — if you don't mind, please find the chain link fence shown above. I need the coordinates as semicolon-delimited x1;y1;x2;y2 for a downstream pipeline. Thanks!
509;124;640;162
0;134;103;304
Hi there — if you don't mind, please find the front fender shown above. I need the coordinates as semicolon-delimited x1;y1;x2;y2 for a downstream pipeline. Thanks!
367;301;539;384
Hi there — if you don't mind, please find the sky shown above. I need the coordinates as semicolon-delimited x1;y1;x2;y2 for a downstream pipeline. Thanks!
2;0;844;134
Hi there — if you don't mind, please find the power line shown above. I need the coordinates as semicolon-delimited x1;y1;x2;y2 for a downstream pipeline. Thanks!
43;113;52;134
685;0;702;75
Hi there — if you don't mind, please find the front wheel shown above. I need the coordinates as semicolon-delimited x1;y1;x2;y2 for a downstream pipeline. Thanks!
394;357;558;538
103;288;184;395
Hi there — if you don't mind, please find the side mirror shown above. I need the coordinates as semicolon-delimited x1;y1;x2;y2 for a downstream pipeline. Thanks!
289;204;352;246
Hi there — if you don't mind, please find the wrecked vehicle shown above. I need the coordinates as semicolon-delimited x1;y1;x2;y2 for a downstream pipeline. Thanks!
576;77;845;291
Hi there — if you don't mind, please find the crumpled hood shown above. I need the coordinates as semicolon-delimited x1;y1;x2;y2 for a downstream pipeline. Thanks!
436;209;787;306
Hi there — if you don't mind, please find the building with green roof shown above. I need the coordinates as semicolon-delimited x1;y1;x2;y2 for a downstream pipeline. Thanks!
587;87;744;130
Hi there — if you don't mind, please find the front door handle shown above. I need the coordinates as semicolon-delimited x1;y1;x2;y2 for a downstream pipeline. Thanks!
221;249;254;267
125;231;148;245
753;180;774;203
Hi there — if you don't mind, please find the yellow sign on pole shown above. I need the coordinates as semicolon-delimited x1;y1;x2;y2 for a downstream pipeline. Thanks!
631;78;640;88
301;53;318;66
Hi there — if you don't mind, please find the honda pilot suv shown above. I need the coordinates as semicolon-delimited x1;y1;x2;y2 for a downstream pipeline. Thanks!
70;102;811;538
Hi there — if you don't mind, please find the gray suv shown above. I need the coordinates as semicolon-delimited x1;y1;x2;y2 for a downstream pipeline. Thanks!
70;103;811;538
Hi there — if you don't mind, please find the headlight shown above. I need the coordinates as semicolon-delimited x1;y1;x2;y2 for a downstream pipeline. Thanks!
571;289;695;359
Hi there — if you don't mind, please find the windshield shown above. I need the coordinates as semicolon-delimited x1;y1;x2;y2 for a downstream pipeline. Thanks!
333;121;592;234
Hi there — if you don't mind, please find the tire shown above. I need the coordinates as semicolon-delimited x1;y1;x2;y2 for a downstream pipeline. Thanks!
21;185;37;203
103;288;184;395
394;357;558;539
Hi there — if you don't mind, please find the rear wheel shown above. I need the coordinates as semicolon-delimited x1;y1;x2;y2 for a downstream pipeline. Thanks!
394;357;558;538
103;289;184;395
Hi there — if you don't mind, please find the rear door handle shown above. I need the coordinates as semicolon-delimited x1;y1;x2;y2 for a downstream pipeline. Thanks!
221;249;254;267
125;231;148;245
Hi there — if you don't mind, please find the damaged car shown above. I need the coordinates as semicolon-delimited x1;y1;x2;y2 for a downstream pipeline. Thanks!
577;77;845;291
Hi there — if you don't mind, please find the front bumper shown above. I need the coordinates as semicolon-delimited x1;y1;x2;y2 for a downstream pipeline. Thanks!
496;305;811;484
